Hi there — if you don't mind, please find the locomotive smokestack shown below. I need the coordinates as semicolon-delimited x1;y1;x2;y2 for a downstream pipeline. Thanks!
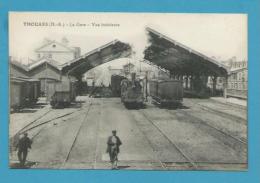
131;72;136;81
131;72;136;88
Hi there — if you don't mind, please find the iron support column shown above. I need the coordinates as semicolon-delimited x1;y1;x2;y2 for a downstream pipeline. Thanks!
212;76;217;96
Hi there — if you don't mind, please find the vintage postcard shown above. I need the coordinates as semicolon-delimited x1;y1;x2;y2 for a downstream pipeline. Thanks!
9;12;247;170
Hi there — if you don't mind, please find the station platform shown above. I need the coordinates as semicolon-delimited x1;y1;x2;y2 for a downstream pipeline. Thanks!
211;97;247;108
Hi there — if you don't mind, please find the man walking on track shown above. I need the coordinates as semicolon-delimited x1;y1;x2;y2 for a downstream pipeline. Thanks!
16;132;32;167
106;130;122;169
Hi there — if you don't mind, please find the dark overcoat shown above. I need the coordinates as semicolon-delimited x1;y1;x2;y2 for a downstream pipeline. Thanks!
16;137;32;151
106;135;122;153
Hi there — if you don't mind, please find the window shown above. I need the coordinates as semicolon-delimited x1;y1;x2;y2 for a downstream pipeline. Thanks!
232;74;237;80
48;54;52;58
238;73;241;80
38;54;41;58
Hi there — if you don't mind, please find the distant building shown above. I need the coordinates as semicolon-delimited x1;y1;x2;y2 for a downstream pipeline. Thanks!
84;76;94;88
35;39;81;65
21;38;82;95
229;61;247;69
224;59;247;99
207;59;248;99
9;38;80;99
123;63;136;76
108;65;123;76
226;67;247;99
221;60;247;70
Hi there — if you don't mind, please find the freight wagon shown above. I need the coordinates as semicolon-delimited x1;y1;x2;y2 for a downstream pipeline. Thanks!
47;80;77;108
111;75;126;97
121;73;144;108
149;79;183;107
10;77;40;110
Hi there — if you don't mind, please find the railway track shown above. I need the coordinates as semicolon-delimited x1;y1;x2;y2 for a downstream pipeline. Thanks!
180;101;247;145
61;100;93;167
131;112;167;170
178;109;247;145
167;108;247;156
17;108;52;135
93;100;103;169
134;110;197;170
208;98;247;110
185;99;247;124
17;108;83;138
10;108;51;151
10;105;86;158
180;100;247;143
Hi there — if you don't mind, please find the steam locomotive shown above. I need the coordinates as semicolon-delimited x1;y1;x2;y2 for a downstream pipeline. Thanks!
120;73;144;108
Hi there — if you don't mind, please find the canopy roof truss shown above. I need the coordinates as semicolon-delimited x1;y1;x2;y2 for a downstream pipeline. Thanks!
144;27;228;77
61;40;132;78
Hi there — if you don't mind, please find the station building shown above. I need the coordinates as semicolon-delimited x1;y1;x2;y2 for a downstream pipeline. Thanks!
27;57;61;96
22;39;81;96
35;39;81;66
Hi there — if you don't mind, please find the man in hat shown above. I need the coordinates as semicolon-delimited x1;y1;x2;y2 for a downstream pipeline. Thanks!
16;132;32;166
106;130;122;169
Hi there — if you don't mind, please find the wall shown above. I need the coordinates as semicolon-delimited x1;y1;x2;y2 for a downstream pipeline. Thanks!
227;69;248;99
29;64;61;81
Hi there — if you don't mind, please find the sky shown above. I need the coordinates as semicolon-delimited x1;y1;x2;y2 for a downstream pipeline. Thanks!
9;12;247;64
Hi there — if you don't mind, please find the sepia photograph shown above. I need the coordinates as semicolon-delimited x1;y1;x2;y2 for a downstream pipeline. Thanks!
9;12;247;170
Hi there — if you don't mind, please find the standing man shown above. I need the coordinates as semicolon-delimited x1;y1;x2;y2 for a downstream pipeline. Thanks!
16;132;32;167
106;130;122;169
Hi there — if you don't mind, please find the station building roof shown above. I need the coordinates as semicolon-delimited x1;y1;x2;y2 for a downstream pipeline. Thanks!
10;60;29;72
61;40;132;78
28;57;60;71
144;27;228;77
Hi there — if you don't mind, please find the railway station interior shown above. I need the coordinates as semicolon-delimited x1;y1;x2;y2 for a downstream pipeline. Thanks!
10;27;247;170
58;28;231;100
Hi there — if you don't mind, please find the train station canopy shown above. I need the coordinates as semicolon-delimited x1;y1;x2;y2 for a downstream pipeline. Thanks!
61;40;132;78
144;27;228;77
